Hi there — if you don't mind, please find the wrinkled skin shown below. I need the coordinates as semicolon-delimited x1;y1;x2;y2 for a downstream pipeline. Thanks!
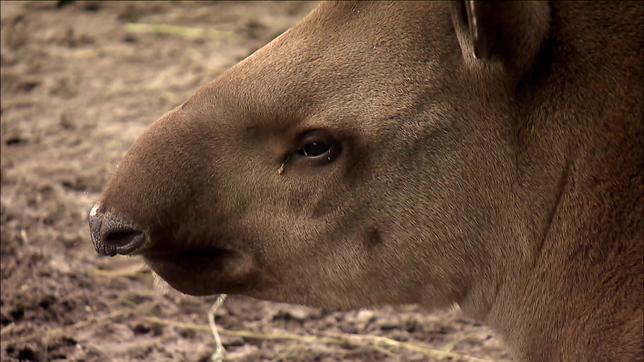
93;2;643;361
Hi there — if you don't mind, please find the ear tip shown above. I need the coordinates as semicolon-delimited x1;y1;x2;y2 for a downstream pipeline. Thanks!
454;0;550;70
473;41;491;60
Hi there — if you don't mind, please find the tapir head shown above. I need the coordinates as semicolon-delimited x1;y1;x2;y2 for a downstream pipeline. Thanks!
90;2;550;309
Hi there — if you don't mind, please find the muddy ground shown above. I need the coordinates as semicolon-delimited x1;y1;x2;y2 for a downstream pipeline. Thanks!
0;2;512;361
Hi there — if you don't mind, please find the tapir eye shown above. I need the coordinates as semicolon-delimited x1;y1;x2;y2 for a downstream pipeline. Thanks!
298;140;331;157
295;131;336;160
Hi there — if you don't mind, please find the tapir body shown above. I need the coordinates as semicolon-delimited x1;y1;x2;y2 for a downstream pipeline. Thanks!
89;2;643;361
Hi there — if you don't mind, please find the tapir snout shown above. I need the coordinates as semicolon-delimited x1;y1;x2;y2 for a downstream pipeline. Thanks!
88;204;147;256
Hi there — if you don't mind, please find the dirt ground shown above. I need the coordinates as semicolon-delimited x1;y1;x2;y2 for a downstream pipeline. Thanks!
0;2;513;361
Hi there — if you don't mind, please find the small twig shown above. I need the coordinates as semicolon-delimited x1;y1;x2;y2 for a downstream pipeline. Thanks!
441;334;471;353
207;295;227;362
19;229;29;244
0;323;17;338
370;343;400;359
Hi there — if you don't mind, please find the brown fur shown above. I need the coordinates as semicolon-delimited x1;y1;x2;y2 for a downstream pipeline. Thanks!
91;2;643;361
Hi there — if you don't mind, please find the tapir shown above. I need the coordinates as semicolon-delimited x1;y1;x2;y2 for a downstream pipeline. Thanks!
89;1;643;361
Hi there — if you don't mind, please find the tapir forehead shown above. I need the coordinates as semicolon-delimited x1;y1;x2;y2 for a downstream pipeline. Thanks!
179;1;454;135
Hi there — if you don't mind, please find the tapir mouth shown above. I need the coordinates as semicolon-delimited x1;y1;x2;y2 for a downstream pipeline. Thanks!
142;246;250;296
143;247;231;270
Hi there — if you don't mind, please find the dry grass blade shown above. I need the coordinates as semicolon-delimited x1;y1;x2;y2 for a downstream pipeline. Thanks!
325;331;491;362
142;316;493;362
208;294;228;362
126;23;233;40
91;263;148;277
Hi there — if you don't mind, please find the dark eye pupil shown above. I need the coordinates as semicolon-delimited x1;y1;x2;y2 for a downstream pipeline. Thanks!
301;140;331;157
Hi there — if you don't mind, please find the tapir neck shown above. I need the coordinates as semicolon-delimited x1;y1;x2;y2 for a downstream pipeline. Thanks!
485;152;642;361
479;16;643;356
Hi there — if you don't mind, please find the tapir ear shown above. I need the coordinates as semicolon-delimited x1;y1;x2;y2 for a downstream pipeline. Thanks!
451;1;550;74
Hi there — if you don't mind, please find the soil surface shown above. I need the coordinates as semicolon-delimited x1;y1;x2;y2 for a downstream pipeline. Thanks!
1;2;512;361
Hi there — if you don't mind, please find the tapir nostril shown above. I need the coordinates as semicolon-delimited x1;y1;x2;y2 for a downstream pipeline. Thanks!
104;229;145;253
88;205;147;256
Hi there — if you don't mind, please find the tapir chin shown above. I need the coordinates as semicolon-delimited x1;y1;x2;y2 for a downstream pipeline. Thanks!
89;2;643;361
